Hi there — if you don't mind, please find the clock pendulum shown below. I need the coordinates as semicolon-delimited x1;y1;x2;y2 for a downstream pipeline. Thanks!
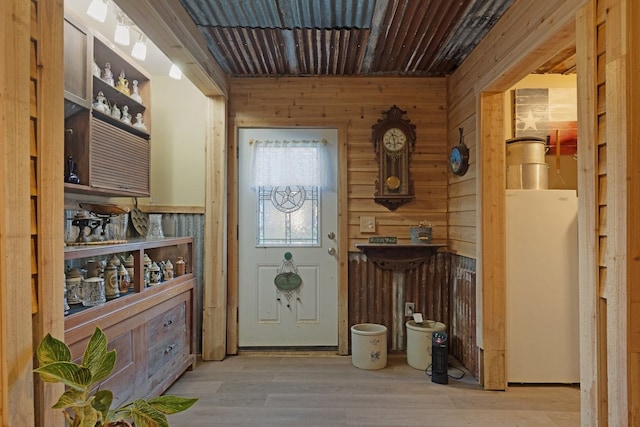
386;151;401;191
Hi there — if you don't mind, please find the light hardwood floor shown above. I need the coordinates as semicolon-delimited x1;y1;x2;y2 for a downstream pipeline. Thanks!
164;354;580;426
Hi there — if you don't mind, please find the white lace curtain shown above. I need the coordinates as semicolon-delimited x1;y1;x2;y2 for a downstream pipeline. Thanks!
250;139;334;190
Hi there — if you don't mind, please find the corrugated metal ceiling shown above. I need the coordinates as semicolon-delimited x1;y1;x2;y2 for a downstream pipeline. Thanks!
178;0;520;77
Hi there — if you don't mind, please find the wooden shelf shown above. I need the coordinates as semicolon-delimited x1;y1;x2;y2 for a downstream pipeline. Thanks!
64;237;193;260
355;243;447;270
93;76;147;112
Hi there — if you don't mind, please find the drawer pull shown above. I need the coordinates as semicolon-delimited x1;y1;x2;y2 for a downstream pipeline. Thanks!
164;344;176;354
164;319;173;327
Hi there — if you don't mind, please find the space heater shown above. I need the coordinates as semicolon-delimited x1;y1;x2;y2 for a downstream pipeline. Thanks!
431;331;448;384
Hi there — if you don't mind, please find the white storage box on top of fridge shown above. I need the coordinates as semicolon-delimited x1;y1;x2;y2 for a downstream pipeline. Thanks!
506;189;579;383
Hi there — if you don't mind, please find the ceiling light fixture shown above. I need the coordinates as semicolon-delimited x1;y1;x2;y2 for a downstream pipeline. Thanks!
169;63;182;80
114;12;130;46
86;0;108;23
131;34;147;61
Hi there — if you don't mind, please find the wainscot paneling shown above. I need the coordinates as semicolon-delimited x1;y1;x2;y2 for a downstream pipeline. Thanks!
449;255;478;379
347;253;448;343
348;251;478;378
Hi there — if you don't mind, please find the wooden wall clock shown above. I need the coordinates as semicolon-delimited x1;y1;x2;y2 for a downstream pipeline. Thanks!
371;105;416;210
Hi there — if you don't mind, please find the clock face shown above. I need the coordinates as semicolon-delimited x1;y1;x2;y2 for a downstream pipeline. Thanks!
450;148;462;169
449;144;469;176
382;128;407;152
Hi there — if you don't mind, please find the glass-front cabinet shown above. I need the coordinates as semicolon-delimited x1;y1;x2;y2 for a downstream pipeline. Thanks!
63;237;196;404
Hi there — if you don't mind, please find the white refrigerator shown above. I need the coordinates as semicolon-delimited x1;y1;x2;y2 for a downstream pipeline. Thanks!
506;189;580;383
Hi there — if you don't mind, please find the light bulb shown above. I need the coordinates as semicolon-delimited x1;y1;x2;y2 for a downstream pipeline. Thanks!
114;14;130;46
86;0;108;23
169;63;182;80
131;35;147;61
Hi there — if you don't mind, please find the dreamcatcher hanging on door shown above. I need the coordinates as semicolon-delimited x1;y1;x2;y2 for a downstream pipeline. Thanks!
274;252;302;307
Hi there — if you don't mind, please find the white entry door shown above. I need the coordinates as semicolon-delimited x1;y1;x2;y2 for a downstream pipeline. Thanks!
238;128;338;347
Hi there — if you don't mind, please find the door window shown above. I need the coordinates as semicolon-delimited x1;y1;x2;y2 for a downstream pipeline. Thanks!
251;138;331;247
257;185;319;246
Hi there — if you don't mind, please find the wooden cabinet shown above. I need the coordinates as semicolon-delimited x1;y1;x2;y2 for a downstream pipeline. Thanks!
64;14;151;197
63;16;91;110
64;237;196;404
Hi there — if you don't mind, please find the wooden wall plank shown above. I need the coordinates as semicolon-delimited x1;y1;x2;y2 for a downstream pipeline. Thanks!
1;0;37;425
31;0;65;425
576;2;601;424
604;53;627;427
628;0;640;423
603;0;640;424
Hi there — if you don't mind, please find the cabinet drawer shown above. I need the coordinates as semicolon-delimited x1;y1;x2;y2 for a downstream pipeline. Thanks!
147;302;187;377
90;116;150;195
148;302;186;338
147;327;187;378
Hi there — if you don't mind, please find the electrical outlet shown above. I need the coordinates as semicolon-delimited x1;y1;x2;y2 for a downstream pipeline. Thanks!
405;302;415;317
360;216;376;233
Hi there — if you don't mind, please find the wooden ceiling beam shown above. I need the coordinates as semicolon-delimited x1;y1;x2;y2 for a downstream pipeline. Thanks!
115;0;228;97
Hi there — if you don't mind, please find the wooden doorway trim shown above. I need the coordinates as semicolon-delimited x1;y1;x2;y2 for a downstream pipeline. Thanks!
225;118;350;356
477;92;506;390
202;95;228;361
471;4;584;389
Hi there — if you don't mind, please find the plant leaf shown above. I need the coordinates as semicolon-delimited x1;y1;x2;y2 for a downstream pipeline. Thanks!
82;327;107;369
75;403;100;427
130;399;169;427
92;389;113;421
36;333;72;365
146;395;198;414
52;389;87;409
81;327;116;383
92;349;117;384
109;406;133;422
34;362;92;391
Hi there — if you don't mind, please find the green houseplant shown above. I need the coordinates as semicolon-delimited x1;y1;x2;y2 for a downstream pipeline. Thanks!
34;327;197;427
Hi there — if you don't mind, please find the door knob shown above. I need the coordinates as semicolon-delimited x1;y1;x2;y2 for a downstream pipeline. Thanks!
327;247;336;255
327;232;335;240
